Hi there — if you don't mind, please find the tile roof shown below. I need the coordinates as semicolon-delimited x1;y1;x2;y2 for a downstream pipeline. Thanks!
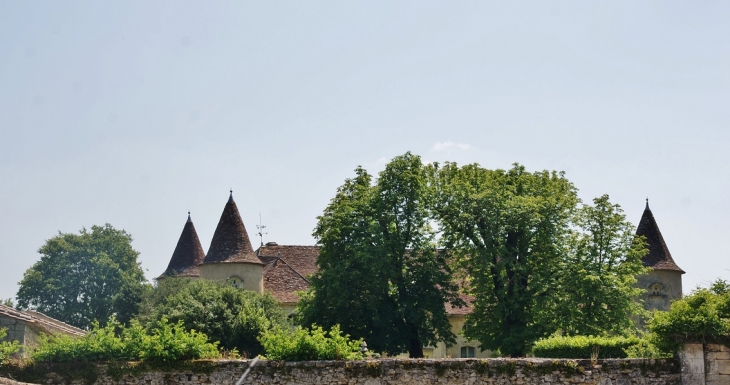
157;214;206;279
203;193;263;265
262;257;310;304
0;304;86;337
636;201;685;273
256;244;319;278
445;293;473;315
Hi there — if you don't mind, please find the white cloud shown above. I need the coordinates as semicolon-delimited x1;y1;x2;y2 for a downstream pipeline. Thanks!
430;141;471;152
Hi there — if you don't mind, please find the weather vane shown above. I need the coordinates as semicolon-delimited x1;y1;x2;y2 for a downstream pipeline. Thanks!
256;213;267;247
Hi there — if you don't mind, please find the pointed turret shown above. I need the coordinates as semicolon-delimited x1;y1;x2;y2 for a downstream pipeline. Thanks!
202;191;263;265
157;212;206;279
636;200;685;273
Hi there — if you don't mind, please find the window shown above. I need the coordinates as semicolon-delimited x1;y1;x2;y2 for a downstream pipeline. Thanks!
460;346;476;358
228;276;244;289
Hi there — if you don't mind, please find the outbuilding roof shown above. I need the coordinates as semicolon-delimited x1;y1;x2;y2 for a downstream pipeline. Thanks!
636;201;685;273
0;304;86;337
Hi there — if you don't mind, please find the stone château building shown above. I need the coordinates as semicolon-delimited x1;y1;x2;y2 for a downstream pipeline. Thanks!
158;193;684;357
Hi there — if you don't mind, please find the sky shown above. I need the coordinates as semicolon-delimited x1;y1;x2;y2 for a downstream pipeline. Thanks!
1;1;729;301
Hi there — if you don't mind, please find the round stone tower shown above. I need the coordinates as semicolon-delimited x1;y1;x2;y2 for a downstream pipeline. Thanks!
635;200;685;312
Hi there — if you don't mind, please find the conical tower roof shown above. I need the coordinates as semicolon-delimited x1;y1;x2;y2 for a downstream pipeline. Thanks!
158;213;206;279
203;192;263;265
636;200;684;273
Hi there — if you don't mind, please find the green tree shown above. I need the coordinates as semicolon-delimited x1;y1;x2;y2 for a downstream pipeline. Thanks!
298;153;462;358
649;279;730;352
142;279;288;357
431;163;579;356
16;224;147;329
555;195;649;336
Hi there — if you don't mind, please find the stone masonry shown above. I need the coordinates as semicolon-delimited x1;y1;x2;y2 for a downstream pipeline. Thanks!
8;358;681;385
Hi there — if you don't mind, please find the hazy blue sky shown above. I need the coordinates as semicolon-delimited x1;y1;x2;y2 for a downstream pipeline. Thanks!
1;1;728;301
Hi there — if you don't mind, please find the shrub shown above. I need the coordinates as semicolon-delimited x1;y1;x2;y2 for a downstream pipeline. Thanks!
0;328;21;363
32;317;219;363
532;335;640;359
141;279;288;357
259;325;363;361
648;280;730;352
624;334;672;358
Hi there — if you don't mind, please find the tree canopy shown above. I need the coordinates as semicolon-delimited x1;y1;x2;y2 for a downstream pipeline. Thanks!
554;195;648;337
431;163;579;356
140;278;288;357
297;153;463;357
16;224;147;329
430;162;648;356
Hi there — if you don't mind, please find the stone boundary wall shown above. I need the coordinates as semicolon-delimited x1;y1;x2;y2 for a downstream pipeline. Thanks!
678;343;730;385
3;358;680;385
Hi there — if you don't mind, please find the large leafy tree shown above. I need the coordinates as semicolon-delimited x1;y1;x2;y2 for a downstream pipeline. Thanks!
298;153;463;357
141;279;288;357
17;224;147;329
554;195;649;336
431;163;579;356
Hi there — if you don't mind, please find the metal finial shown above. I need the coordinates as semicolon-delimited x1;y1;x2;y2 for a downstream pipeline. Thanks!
645;197;649;210
257;213;267;247
187;211;192;222
228;189;234;203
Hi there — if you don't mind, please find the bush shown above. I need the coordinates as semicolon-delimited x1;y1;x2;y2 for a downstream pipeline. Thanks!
141;279;288;357
648;280;730;352
32;317;219;363
0;328;21;363
624;334;672;358
259;325;363;361
532;335;640;359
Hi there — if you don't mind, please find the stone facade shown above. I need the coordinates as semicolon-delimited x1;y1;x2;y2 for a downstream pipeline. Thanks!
637;269;683;313
6;358;681;385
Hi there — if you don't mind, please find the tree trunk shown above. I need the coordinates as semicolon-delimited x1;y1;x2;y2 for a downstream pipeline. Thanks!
408;324;424;358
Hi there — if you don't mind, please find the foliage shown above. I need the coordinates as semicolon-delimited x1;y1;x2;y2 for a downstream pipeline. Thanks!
532;335;640;359
553;195;649;336
0;328;21;363
31;317;219;363
140;279;287;357
648;279;730;352
431;163;580;356
259;324;363;361
297;153;463;357
2;298;14;307
17;224;148;329
624;333;672;358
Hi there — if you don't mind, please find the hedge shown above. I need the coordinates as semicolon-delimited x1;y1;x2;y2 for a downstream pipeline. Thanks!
532;335;640;359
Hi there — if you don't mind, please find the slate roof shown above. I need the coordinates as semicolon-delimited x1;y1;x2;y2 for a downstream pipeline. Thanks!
157;213;206;279
203;192;263;265
0;304;86;337
636;201;685;273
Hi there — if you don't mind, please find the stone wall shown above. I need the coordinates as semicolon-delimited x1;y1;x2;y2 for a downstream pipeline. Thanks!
678;343;730;385
5;358;680;385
